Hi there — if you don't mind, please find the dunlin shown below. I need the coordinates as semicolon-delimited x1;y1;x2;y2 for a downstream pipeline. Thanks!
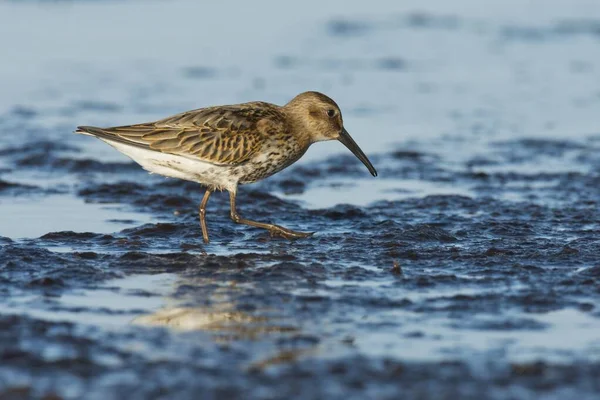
77;91;377;243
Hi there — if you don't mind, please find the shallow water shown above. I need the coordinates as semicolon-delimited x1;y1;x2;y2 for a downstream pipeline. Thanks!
1;0;600;399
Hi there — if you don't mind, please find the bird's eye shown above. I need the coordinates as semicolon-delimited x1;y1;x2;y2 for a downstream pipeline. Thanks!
327;109;336;118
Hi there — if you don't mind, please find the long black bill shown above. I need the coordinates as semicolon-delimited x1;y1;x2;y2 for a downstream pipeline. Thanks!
338;128;378;177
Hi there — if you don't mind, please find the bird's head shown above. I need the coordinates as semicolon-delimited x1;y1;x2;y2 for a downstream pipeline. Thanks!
285;91;377;177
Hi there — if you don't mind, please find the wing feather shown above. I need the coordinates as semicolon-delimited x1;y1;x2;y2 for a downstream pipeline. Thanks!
76;102;284;166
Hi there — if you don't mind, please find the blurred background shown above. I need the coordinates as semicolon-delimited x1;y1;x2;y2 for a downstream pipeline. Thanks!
2;0;600;234
1;0;600;399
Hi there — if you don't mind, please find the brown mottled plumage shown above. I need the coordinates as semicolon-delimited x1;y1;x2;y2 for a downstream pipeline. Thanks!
76;91;377;243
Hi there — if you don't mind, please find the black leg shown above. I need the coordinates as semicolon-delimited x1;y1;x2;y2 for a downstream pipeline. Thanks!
228;191;314;239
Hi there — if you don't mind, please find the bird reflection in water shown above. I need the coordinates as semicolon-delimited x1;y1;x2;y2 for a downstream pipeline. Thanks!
133;305;297;342
131;278;317;370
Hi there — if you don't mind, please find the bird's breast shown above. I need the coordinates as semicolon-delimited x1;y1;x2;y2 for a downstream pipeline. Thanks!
235;139;308;184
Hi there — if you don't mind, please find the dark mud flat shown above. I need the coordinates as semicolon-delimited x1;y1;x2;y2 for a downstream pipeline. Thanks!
2;134;600;399
2;0;600;399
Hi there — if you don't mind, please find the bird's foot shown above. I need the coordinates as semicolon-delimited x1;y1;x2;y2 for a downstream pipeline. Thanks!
268;225;315;240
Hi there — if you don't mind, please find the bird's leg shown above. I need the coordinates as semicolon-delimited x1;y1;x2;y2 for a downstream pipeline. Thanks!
199;189;213;243
228;191;314;240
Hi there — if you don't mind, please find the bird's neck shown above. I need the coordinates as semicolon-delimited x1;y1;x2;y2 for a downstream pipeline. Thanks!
283;109;320;145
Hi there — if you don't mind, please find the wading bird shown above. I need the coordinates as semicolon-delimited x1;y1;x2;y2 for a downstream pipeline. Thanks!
77;91;377;243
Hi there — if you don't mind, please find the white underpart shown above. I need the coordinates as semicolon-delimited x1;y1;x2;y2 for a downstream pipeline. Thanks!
102;139;238;192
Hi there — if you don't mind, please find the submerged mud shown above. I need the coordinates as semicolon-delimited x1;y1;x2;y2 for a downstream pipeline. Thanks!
2;1;600;399
2;133;600;399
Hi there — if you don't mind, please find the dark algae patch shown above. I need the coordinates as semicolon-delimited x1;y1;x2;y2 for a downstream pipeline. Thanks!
2;1;600;399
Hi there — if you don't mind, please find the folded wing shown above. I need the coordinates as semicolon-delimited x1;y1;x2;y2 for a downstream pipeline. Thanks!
77;102;283;165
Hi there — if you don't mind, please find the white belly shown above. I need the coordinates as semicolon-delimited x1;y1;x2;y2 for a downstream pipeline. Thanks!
104;139;238;192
